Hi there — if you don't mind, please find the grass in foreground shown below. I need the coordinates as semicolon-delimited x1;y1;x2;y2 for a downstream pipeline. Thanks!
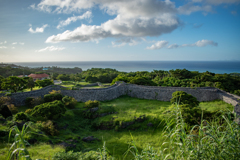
0;96;236;160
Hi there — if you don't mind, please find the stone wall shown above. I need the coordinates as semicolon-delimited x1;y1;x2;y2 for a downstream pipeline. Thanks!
125;84;220;102
1;81;239;123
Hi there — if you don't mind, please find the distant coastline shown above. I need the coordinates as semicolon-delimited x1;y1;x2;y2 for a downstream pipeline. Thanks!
6;61;240;74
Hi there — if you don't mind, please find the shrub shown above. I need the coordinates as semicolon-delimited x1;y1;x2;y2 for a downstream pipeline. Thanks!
234;90;240;96
53;151;82;160
25;97;35;107
44;93;63;103
42;120;59;136
62;96;77;109
171;91;200;108
129;77;157;86
0;96;11;106
85;100;100;108
7;104;18;114
14;112;29;121
35;121;44;130
49;90;61;94
0;105;12;119
25;109;32;115
25;97;44;108
31;100;66;120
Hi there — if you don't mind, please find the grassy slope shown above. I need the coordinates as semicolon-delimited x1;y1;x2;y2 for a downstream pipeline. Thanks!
0;96;234;160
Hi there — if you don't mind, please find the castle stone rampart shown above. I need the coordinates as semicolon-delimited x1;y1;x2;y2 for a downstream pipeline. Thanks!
0;82;240;122
125;84;220;102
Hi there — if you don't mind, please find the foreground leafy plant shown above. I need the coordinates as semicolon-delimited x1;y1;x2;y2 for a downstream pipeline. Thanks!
7;122;32;160
127;103;240;160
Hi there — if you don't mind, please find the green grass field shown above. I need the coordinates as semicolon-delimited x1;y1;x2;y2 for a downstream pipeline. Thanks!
0;96;234;160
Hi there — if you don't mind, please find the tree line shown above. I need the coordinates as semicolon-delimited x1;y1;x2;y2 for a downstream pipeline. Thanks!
0;64;82;78
1;66;240;96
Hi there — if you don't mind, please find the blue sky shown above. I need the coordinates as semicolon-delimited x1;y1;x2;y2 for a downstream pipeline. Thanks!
0;0;239;62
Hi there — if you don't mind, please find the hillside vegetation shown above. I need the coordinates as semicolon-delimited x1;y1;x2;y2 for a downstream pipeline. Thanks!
0;90;238;160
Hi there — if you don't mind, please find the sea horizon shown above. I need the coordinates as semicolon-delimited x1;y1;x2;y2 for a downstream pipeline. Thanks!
4;61;240;74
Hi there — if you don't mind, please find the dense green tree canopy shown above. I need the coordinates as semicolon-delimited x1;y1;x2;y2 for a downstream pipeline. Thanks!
35;79;54;88
1;76;27;93
171;91;200;108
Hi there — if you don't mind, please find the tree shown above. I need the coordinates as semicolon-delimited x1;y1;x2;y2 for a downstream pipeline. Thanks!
0;75;4;90
51;73;59;80
56;74;70;81
1;76;27;93
85;76;98;83
31;100;66;120
129;77;157;86
35;79;54;88
170;91;200;108
169;69;193;79
23;77;35;91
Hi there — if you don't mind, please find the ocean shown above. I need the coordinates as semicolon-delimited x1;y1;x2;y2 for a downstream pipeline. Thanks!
12;61;240;74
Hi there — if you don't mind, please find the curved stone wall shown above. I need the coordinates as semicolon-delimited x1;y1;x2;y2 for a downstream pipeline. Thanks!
0;81;239;123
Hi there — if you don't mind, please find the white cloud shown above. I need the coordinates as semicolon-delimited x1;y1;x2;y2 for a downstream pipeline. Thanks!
57;11;92;29
111;42;126;48
204;0;240;5
194;39;218;47
32;0;179;43
0;41;7;44
35;46;65;52
148;39;218;50
12;42;24;45
112;38;145;47
178;3;212;15
46;14;179;43
0;46;7;49
168;44;179;49
28;24;48;33
146;41;168;50
168;39;218;49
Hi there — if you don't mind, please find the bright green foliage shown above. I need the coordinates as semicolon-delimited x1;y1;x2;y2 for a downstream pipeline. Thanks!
31;100;66;120
234;90;240;96
25;109;32;115
7;122;32;160
52;151;82;160
35;79;53;88
0;75;4;90
0;96;11;106
62;96;77;109
0;105;12;119
85;75;98;83
57;74;70;81
23;77;35;91
70;73;82;82
51;72;59;80
169;69;193;79
129;77;157;86
42;120;59;136
85;100;100;108
1;76;27;93
44;93;63;103
14;112;29;121
52;150;111;160
179;104;202;125
111;76;131;84
128;105;240;160
171;91;200;108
